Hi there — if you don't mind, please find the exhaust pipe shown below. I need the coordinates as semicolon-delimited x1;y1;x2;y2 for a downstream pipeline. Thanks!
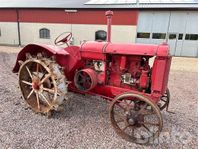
105;11;113;43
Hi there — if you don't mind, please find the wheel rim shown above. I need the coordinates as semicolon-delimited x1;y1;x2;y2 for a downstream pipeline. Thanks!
18;54;67;114
110;93;163;144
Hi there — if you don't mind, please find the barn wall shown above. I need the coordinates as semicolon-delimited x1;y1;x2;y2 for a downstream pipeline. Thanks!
0;9;138;46
18;9;138;25
0;22;19;45
20;23;137;45
0;9;17;22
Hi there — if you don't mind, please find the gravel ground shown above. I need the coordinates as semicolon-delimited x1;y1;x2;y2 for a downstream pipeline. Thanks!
0;46;198;149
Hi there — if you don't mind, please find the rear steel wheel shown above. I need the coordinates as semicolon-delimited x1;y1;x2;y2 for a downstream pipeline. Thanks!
109;93;163;144
18;53;68;115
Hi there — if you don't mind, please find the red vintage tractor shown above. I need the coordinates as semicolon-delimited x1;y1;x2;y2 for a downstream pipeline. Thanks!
13;11;172;144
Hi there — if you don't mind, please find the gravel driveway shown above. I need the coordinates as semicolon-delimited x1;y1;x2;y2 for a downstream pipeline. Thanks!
0;46;197;149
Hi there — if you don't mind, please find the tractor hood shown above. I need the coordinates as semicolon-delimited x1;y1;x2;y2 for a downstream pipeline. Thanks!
81;41;170;57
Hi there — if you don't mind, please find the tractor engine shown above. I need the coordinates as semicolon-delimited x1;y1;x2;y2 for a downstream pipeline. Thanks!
107;55;150;91
73;55;151;92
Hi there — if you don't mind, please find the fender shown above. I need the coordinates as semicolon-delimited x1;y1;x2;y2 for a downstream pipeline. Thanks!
13;44;69;73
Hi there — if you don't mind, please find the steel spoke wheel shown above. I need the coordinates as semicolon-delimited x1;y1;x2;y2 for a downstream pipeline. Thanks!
158;88;170;111
18;53;68;115
109;93;163;144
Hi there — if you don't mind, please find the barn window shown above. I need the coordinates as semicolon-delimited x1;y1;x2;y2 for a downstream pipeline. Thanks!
137;32;150;38
39;28;50;39
169;34;176;40
95;30;107;41
185;34;198;40
178;34;183;40
152;33;166;39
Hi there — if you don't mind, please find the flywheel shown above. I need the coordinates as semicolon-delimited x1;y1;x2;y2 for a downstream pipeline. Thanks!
18;53;68;115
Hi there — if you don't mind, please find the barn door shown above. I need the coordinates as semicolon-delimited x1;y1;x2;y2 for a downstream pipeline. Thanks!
167;33;177;56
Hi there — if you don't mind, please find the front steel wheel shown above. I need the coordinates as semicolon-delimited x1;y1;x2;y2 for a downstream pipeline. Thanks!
18;53;68;115
109;93;163;144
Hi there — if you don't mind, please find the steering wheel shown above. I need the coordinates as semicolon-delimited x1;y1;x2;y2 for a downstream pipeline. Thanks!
54;32;72;46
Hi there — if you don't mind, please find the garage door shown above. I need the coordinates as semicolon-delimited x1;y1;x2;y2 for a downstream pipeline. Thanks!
136;11;198;57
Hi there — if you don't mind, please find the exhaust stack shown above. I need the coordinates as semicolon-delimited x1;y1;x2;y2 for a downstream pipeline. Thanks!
105;11;113;43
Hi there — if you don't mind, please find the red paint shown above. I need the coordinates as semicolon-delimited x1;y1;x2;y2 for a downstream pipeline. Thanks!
151;56;172;94
105;10;114;42
13;10;172;105
0;9;138;25
74;68;98;91
0;9;17;22
139;71;149;89
13;41;171;103
81;41;169;57
12;44;69;73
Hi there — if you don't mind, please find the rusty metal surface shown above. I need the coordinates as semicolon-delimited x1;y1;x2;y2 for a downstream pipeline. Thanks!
109;92;163;144
18;53;68;116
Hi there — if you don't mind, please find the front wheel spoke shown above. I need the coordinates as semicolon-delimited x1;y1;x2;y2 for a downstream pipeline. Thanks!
116;118;125;123
26;66;33;79
142;110;155;116
118;100;133;111
123;100;132;108
142;124;152;134
120;100;127;106
114;111;125;121
21;80;32;86
27;89;34;99
122;124;130;131
131;127;135;136
141;121;159;126
118;104;127;111
139;104;148;113
39;93;52;107
39;74;51;85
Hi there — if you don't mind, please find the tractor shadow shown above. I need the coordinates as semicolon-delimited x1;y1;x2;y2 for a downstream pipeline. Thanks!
52;92;110;121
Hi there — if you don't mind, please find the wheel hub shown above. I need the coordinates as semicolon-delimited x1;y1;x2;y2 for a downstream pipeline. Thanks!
127;112;144;127
32;77;41;90
32;82;40;90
